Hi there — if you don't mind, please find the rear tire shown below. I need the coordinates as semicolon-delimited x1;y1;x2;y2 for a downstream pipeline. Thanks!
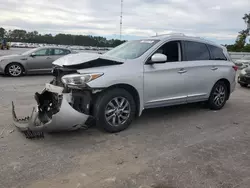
6;63;24;77
94;88;136;133
240;83;248;87
208;81;228;110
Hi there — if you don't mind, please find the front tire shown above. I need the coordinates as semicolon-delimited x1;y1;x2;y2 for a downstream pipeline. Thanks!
208;81;228;110
6;63;24;77
94;88;136;133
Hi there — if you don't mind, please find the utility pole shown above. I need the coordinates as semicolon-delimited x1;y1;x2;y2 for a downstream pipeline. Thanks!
120;0;123;40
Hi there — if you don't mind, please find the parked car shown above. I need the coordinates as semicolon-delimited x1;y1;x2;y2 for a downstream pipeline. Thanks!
238;67;250;87
0;46;72;76
234;56;250;69
12;34;237;138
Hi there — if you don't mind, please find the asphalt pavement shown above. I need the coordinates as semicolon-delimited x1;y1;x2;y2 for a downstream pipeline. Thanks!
0;49;250;188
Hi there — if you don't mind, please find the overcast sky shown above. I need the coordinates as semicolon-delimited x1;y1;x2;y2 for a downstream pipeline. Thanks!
0;0;249;44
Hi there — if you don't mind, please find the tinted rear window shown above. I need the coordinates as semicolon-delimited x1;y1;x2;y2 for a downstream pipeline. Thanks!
207;45;227;60
184;41;210;61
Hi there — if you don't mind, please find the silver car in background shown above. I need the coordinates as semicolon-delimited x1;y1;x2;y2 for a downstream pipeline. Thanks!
234;56;250;69
0;46;72;76
13;34;237;138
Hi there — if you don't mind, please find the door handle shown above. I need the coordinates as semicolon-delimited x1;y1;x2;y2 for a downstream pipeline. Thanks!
211;67;218;71
178;69;187;74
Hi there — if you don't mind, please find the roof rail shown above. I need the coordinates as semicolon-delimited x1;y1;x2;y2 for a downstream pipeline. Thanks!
151;33;185;37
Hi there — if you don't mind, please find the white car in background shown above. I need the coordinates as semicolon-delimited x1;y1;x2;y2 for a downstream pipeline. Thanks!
234;56;250;69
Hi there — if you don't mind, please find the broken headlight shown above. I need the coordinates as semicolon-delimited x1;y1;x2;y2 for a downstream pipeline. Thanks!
61;73;103;87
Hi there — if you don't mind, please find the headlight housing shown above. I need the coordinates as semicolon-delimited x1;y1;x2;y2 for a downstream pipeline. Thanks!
61;73;103;87
241;69;246;75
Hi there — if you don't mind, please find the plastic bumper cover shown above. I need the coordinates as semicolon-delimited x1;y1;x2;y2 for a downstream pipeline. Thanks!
12;85;90;134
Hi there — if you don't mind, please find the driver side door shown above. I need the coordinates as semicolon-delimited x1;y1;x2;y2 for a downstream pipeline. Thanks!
143;40;189;108
26;48;54;73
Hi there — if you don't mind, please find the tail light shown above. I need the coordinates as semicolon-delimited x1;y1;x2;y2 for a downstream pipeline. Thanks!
232;65;238;71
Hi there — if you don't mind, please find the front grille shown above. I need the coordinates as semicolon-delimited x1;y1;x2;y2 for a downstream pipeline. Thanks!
240;76;250;83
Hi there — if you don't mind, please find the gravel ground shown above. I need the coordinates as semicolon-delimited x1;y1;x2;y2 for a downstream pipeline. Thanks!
0;49;250;188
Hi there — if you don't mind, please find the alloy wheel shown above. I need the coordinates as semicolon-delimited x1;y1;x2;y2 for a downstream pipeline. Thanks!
213;84;226;107
105;97;131;127
9;65;22;76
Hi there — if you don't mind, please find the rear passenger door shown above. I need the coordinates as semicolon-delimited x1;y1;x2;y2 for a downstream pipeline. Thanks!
182;40;216;102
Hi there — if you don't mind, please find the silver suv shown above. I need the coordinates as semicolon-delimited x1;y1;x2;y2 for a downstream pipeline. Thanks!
12;34;237;137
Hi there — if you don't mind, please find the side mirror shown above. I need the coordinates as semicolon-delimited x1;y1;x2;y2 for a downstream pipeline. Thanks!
147;53;167;64
30;53;36;57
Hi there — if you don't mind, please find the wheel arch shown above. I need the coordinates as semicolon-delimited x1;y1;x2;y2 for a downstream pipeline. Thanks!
4;62;25;75
96;83;141;117
213;78;231;100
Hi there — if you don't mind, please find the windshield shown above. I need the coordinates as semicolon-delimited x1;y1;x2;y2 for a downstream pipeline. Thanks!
22;48;39;55
242;56;250;60
104;39;160;60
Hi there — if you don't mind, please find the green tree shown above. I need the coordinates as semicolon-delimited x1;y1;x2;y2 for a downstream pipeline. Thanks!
2;27;125;47
0;27;6;38
228;12;250;52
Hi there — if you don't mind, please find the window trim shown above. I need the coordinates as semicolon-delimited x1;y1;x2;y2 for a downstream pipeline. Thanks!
145;40;183;64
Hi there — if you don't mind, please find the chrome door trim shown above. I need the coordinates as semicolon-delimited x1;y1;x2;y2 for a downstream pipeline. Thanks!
145;95;187;108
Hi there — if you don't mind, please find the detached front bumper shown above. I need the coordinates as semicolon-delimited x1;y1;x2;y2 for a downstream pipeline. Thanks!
12;84;90;137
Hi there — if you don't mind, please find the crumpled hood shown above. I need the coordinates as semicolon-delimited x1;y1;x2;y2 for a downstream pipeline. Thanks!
52;52;124;67
53;52;99;66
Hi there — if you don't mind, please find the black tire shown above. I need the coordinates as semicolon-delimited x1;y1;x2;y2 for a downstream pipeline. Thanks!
208;81;228;110
94;88;136;133
6;63;24;77
240;83;248;87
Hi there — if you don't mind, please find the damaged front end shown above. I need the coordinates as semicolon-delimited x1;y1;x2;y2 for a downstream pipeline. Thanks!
12;53;124;139
12;68;93;139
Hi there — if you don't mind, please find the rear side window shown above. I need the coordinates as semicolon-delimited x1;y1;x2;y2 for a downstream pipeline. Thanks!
184;41;210;61
34;49;47;56
54;49;66;55
64;49;71;54
207;45;227;60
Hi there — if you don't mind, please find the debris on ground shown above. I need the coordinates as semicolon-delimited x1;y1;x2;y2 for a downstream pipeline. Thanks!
0;127;6;136
196;125;202;129
104;177;116;182
9;129;15;134
116;159;125;165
